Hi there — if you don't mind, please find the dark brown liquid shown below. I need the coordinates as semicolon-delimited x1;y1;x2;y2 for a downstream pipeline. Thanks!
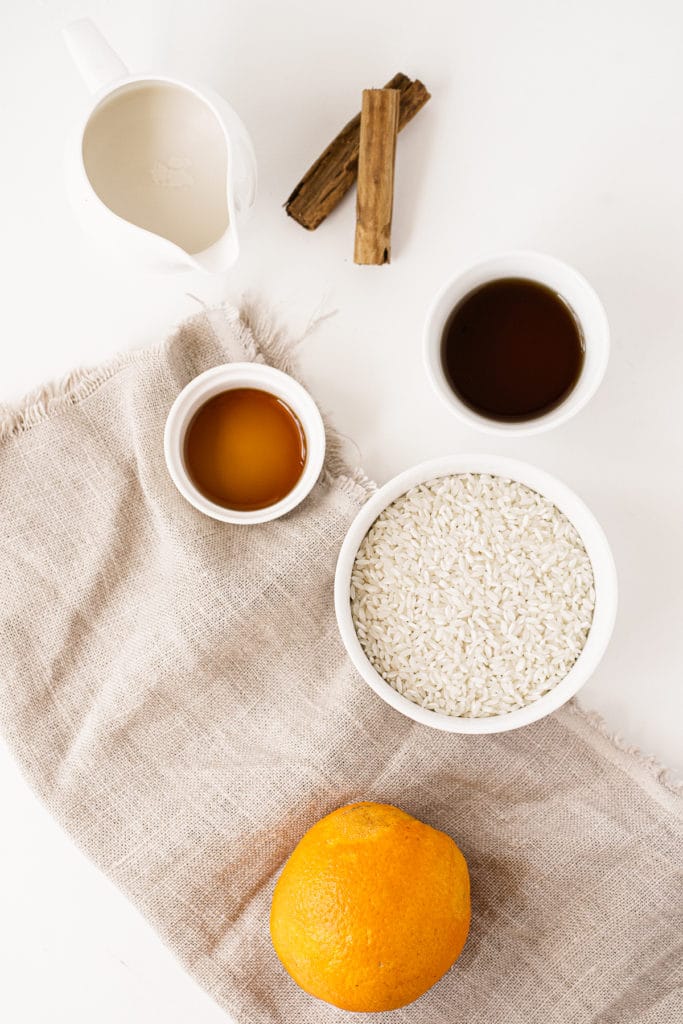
441;278;584;421
183;388;307;511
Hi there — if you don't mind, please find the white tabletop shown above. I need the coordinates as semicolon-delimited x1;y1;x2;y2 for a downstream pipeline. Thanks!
2;1;682;1021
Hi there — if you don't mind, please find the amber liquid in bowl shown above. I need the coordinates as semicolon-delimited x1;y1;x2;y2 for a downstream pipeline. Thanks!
183;388;307;511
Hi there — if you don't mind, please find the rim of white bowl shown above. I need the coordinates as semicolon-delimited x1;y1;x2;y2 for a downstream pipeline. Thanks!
335;455;618;734
164;363;326;524
423;250;610;437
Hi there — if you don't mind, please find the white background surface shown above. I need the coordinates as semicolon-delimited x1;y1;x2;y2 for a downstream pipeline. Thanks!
1;1;682;1021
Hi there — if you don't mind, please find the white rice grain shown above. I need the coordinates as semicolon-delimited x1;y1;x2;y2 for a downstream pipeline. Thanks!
350;474;595;718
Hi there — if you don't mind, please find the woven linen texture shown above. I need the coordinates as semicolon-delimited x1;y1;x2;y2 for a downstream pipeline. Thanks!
0;306;681;1024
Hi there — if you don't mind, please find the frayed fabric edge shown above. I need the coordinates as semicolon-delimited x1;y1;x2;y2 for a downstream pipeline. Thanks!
566;699;682;799
0;344;166;443
0;302;376;503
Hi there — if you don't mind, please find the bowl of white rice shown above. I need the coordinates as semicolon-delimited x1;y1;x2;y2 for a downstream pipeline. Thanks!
334;455;617;734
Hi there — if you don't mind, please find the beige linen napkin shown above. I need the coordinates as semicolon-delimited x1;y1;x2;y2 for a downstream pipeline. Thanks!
0;306;681;1024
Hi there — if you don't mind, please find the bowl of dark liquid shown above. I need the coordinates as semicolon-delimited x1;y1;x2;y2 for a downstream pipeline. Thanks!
424;252;609;436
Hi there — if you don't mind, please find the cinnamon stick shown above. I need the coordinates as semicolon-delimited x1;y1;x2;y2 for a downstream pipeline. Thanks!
285;73;430;230
354;89;399;265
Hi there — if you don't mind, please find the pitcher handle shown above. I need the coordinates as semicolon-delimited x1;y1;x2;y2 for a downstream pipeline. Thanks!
63;18;128;94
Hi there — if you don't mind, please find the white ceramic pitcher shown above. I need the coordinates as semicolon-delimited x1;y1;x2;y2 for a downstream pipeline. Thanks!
63;19;257;273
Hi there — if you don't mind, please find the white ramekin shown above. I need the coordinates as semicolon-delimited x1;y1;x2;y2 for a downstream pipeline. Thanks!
164;363;326;524
423;251;610;437
335;455;617;734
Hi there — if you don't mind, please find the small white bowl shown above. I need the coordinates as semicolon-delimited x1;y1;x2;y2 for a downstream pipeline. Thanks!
335;455;617;734
423;251;610;437
164;363;326;524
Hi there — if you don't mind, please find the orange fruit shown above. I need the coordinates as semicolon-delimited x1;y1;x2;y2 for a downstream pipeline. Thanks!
270;801;470;1012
